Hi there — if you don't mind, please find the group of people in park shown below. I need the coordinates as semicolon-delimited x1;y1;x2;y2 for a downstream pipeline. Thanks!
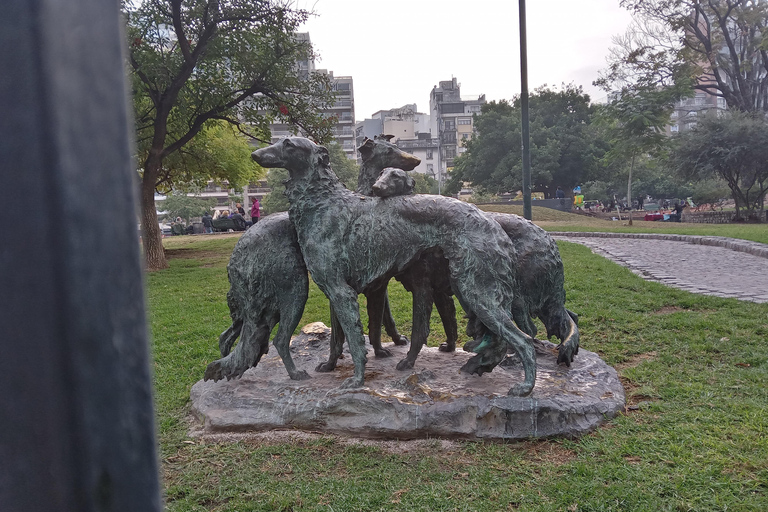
198;196;261;234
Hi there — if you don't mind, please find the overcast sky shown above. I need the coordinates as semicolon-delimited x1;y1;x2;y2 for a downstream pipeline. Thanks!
296;0;634;121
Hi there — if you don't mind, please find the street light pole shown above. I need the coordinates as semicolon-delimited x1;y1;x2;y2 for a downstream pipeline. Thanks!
519;0;532;220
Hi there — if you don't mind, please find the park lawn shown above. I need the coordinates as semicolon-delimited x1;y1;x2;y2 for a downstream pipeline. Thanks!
148;232;768;511
481;204;768;245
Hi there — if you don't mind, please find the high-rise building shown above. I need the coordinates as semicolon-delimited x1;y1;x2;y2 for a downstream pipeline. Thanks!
429;78;485;187
268;34;356;160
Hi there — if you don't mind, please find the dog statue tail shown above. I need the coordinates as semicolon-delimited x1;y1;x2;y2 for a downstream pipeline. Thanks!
553;308;579;366
218;290;243;357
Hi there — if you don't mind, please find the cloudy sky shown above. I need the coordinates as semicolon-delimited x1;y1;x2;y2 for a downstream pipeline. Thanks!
296;0;634;120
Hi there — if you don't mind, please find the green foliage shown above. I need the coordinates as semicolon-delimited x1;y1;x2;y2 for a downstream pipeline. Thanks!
689;179;731;208
449;85;606;197
410;172;438;194
261;168;290;215
159;193;216;224
604;0;768;112
124;0;337;268
596;85;690;220
149;233;768;511
126;1;335;157
326;142;359;189
673;110;768;220
156;122;263;194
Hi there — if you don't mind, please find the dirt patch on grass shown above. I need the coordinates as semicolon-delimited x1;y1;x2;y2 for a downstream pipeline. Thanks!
619;376;660;411
518;440;577;466
615;351;657;371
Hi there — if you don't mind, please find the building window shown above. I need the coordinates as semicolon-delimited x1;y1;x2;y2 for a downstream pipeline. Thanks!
427;164;434;174
443;119;455;130
426;150;433;160
462;133;469;139
670;124;679;133
458;118;471;125
469;105;480;112
445;147;456;159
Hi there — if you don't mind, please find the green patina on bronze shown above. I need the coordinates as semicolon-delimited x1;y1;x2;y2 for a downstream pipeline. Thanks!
208;136;579;398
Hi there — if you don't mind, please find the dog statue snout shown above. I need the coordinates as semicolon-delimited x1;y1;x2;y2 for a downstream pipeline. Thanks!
252;146;280;168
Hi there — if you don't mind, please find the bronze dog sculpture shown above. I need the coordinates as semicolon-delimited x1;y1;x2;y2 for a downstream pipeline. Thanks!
205;138;420;381
204;212;311;382
252;137;538;396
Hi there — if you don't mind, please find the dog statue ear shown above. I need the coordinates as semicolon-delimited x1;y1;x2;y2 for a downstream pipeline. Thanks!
358;138;374;154
317;145;330;167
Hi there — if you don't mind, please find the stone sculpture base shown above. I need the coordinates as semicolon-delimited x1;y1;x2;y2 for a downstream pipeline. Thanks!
190;323;624;440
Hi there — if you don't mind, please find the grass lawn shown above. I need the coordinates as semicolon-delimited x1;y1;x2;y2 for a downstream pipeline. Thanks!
150;229;768;511
480;205;768;245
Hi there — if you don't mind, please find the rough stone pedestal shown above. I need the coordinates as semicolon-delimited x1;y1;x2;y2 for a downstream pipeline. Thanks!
190;323;624;440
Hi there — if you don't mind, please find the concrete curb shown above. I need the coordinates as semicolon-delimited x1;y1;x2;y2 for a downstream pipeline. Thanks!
548;231;768;260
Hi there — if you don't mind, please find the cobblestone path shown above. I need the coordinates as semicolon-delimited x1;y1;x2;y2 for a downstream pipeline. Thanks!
551;233;768;304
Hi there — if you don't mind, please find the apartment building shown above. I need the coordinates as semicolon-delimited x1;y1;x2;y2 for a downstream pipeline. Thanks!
355;104;430;145
354;104;436;176
429;78;485;186
268;34;356;159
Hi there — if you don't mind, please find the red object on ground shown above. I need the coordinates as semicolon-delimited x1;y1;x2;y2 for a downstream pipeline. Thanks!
644;212;664;221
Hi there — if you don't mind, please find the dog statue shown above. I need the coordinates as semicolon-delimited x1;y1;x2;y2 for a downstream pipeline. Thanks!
204;212;311;382
205;138;421;382
367;158;579;371
252;137;538;396
372;168;415;197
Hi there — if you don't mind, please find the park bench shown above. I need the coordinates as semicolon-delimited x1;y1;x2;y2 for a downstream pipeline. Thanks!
212;217;246;232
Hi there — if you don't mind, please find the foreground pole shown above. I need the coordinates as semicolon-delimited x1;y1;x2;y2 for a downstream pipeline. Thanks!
0;1;162;511
519;0;532;220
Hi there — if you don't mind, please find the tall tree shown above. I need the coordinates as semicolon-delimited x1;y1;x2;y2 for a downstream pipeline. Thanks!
673;110;768;220
602;0;768;112
447;85;604;197
124;0;335;269
597;86;685;224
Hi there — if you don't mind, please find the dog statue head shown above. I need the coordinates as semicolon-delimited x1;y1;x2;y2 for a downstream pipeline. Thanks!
357;136;420;172
251;137;330;179
372;168;416;198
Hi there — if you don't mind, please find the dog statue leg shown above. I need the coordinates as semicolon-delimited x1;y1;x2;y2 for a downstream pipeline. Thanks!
365;287;393;358
325;285;369;389
434;291;457;352
396;269;433;371
381;293;408;346
316;307;344;372
271;302;310;381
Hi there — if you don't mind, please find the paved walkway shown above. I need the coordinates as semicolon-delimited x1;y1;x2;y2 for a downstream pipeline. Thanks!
550;232;768;304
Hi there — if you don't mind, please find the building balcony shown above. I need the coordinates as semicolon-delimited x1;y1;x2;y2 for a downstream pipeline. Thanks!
397;139;438;149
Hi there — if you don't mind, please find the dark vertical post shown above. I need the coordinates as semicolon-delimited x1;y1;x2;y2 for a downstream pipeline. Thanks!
519;0;532;220
0;1;162;511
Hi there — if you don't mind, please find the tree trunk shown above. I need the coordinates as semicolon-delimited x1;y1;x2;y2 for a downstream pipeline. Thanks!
627;153;635;226
140;160;168;270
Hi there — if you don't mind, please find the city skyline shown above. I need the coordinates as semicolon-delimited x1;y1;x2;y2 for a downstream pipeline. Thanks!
298;0;634;120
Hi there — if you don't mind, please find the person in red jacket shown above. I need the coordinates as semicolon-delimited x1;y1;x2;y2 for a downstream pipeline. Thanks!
250;196;260;225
